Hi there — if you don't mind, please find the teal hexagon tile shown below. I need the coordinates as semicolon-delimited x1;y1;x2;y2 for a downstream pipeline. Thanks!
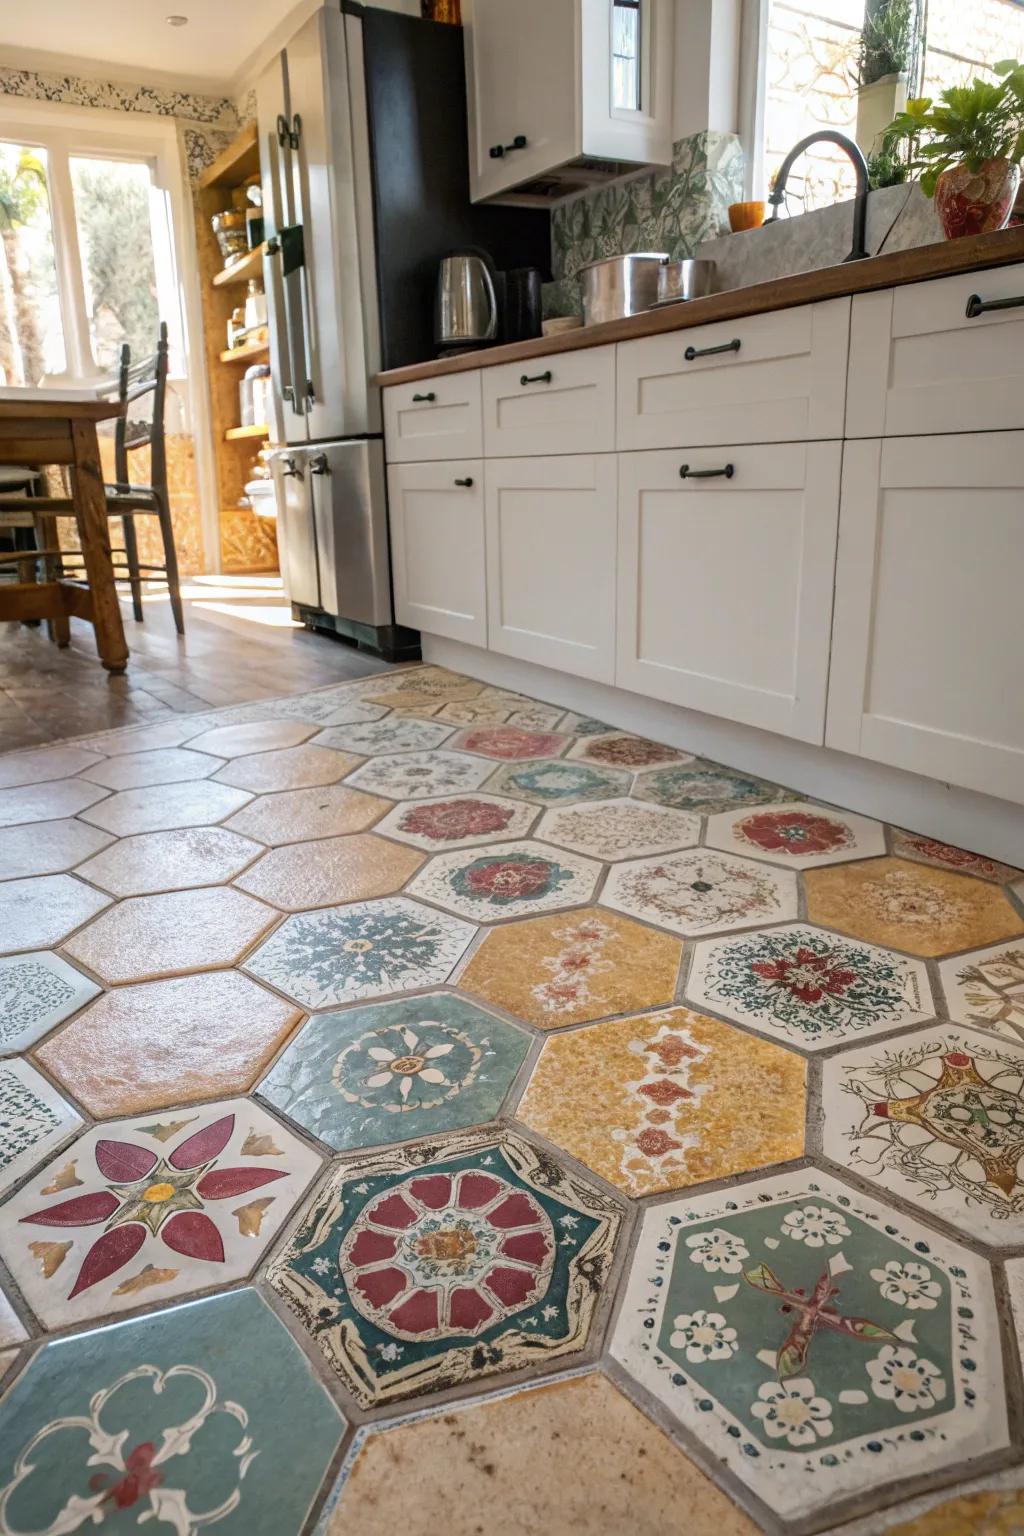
610;1168;1006;1524
0;1288;344;1533
260;993;530;1151
0;1059;83;1198
0;953;100;1054
484;759;632;806
632;759;798;816
408;840;600;922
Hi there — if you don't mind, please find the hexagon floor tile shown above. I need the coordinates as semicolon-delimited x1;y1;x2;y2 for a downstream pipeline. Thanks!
536;796;700;862
0;1058;83;1197
631;759;797;815
0;952;100;1053
891;827;1022;885
78;746;225;791
74;825;263;896
601;848;797;937
224;783;388;845
313;716;454;755
407;838;600;923
259;991;529;1150
62;886;278;982
374;791;538;851
450;726;570;760
80;779;252;836
0;875;112;955
344;748;492;800
0;778;109;828
705;800;887;870
0;818;113;879
0;743;104;788
938;941;1024;1038
485;757;632;805
214;742;361;794
568;732;693;770
186;718;317;756
235;832;424;911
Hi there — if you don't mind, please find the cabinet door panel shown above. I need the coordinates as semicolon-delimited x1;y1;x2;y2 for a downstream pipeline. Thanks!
388;461;486;644
482;346;615;457
383;374;483;463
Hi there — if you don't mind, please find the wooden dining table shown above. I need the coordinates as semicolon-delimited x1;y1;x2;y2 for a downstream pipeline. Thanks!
0;390;129;672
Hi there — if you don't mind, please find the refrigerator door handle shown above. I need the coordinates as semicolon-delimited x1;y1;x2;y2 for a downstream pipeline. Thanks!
278;225;313;415
263;239;298;416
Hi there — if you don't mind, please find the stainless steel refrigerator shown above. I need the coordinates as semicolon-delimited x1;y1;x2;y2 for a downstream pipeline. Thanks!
258;3;549;659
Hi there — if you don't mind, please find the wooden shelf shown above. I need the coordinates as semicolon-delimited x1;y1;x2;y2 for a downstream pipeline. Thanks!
212;245;265;289
198;123;260;190
219;339;270;364
225;423;270;442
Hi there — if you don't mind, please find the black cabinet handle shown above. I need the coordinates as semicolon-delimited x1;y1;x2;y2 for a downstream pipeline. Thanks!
454;477;474;487
520;370;552;386
411;391;436;403
684;339;741;361
679;463;734;480
965;292;1024;318
489;134;527;160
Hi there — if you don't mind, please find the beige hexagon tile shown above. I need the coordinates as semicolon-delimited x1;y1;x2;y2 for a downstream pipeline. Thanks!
62;887;278;982
77;746;224;791
408;839;600;922
602;849;797;937
374;792;538;852
705;800;886;870
80;718;205;755
312;717;454;755
224;783;388;845
518;1006;805;1195
235;833;424;911
0;876;112;956
186;718;317;757
0;779;109;829
80;780;252;835
345;749;493;801
459;907;682;1028
536;797;700;861
805;857;1024;958
568;732;694;770
938;941;1024;1039
75;826;263;897
0;744;105;789
451;726;570;760
214;743;360;794
0;820;113;880
434;697;516;726
891;828;1022;886
882;1487;1024;1536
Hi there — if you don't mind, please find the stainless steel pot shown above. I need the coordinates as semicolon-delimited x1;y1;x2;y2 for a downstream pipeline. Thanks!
579;252;668;326
656;258;716;304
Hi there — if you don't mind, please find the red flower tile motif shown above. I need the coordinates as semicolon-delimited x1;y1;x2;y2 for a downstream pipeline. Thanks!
402;799;517;841
455;728;568;761
736;810;853;858
751;947;859;1005
893;830;1022;885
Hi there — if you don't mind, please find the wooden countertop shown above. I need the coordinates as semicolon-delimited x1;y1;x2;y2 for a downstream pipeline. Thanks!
376;225;1024;387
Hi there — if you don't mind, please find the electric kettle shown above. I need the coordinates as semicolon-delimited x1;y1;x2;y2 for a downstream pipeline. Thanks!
435;249;498;348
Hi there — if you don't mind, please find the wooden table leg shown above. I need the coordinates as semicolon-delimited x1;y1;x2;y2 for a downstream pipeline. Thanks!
70;417;129;673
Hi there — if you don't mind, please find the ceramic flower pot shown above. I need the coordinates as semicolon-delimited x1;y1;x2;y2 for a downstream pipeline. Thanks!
934;157;1021;240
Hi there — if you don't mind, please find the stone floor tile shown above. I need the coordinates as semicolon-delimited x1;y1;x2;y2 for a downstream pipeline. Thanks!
0;1288;344;1534
224;783;388;846
0;778;109;828
374;792;538;851
459;907;682;1028
632;759;797;815
0;876;112;955
519;1006;805;1195
0;1287;26;1348
344;749;492;800
602;849;797;937
686;922;934;1050
362;670;483;709
611;1168;1006;1525
75;826;263;897
568;732;694;770
0;1058;83;1197
805;857;1024;958
62;887;278;982
260;991;529;1150
35;971;300;1117
317;698;389;727
882;1486;1024;1534
313;717;454;755
267;1126;621;1408
235;833;424;911
891;828;1022;886
81;717;205;754
0;1098;321;1326
260;690;382;725
408;839;600;922
451;726;570;760
80;779;252;835
705;800;887;870
214;743;360;793
938;941;1024;1039
185;718;317;756
77;746;225;791
0;952;100;1053
0;819;113;879
536;796;700;861
434;697;516;725
560;711;613;736
485;757;632;805
0;743;104;789
327;1373;759;1536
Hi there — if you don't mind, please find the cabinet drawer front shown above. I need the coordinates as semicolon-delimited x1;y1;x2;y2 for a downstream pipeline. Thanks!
827;432;1024;803
383;374;483;462
847;264;1024;438
387;460;486;644
485;454;617;682
616;298;850;449
616;442;841;740
482;345;615;456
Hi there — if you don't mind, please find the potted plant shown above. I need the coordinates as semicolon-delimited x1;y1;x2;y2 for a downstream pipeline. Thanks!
884;62;1024;239
854;0;918;158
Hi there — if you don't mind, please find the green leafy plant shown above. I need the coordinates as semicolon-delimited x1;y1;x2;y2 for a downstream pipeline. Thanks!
856;0;917;89
866;141;909;189
884;61;1024;196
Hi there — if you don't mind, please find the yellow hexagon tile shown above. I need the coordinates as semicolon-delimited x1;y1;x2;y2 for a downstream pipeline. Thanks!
517;1006;806;1195
458;907;682;1028
805;856;1024;958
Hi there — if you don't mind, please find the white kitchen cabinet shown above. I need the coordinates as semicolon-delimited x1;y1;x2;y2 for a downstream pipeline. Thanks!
827;432;1024;804
485;454;618;681
387;461;486;645
482;345;615;457
616;442;842;740
382;373;483;463
464;0;673;204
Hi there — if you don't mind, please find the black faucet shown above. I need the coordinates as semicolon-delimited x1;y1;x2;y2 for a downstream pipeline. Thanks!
767;130;871;263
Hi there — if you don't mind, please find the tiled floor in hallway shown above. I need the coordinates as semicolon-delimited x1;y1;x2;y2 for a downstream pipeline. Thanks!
0;662;1022;1535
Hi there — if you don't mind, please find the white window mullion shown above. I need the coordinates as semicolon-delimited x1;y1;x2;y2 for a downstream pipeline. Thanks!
46;144;97;379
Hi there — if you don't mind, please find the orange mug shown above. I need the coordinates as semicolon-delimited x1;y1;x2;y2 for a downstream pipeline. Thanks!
728;201;766;233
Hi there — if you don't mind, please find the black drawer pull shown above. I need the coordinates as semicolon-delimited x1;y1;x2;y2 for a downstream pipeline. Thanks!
490;134;527;159
411;391;436;403
520;370;552;386
965;292;1024;318
679;463;734;480
454;477;474;487
684;339;741;360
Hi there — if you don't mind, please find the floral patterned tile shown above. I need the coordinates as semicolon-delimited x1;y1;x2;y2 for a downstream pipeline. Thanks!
632;760;797;816
312;718;454;755
75;826;263;897
0;819;113;880
567;733;693;770
80;780;252;836
705;801;886;870
374;793;538;852
234;833;424;911
185;718;317;757
560;712;613;737
408;840;600;923
686;923;935;1051
451;727;570;761
458;907;682;1028
485;759;632;806
0;1288;344;1534
0;744;104;789
224;784;388;846
0;876;112;956
821;1024;1024;1248
261;691;385;725
938;941;1024;1040
891;829;1022;886
363;679;484;711
62;887;278;983
318;698;389;726
260;992;529;1151
518;1006;805;1195
505;704;568;731
805;857;1024;959
610;1168;1006;1523
78;747;224;791
0;1099;321;1327
214;743;360;794
536;797;700;862
266;1126;621;1408
345;750;493;801
0;779;109;829
243;896;476;1010
0;1059;83;1198
602;849;797;938
0;953;100;1054
435;698;517;726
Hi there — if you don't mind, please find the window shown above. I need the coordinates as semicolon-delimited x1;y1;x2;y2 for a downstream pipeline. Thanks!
922;0;1024;95
69;156;161;375
0;141;66;385
612;0;642;112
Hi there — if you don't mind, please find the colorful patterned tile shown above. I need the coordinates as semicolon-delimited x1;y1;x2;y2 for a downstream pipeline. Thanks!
610;1168;1006;1523
327;1372;759;1536
0;1288;343;1534
62;887;278;983
451;727;570;760
0;1059;82;1197
365;686;484;711
0;744;104;789
504;704;567;731
485;758;632;805
363;667;483;706
374;792;538;852
267;1126;621;1408
0;819;113;880
687;923;934;1051
706;801;886;870
408;840;600;922
345;750;492;801
459;908;682;1028
602;849;796;937
805;857;1024;959
224;783;387;846
560;711;613;736
234;833;424;911
892;829;1022;886
78;747;225;791
0;1099;321;1326
938;942;1024;1040
260;992;529;1151
35;972;300;1118
0;953;100;1053
80;780;252;835
0;876;112;956
433;697;515;726
632;760;797;815
882;1487;1024;1535
185;718;317;756
312;717;454;755
244;896;476;1010
75;826;263;897
214;743;360;793
519;1006;805;1195
261;690;385;725
822;1024;1024;1247
536;796;700;861
0;779;109;829
568;732;693;770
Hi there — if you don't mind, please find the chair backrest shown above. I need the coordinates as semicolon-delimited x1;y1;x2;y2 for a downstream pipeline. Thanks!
113;321;169;495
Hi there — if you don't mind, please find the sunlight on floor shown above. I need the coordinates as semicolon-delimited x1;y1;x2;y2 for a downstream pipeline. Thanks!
130;574;302;629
